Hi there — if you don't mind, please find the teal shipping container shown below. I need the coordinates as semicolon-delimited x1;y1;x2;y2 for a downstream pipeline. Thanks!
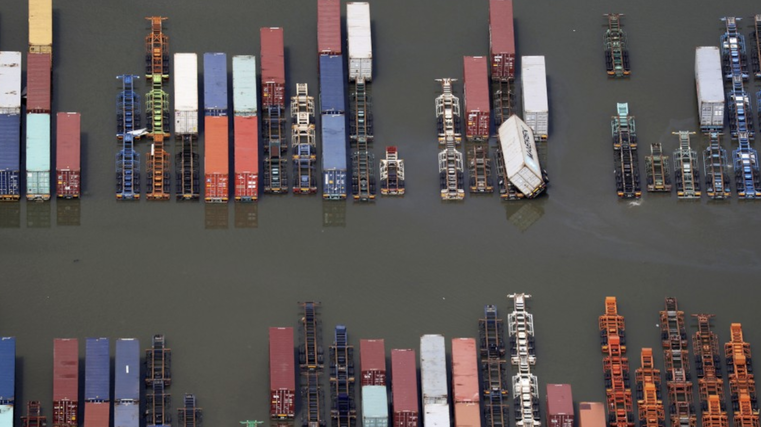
26;113;50;200
362;385;389;427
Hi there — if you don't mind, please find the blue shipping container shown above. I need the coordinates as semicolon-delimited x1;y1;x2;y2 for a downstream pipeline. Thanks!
0;114;20;169
0;337;15;402
204;53;228;114
114;339;139;401
85;338;110;401
319;55;345;114
114;403;139;427
322;113;347;199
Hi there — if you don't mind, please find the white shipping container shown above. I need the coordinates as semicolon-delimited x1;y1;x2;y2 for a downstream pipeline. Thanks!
521;56;549;139
347;2;372;81
362;386;389;427
424;403;451;427
174;53;198;111
498;116;545;197
421;334;448;405
233;55;258;115
695;47;725;130
0;52;22;111
174;111;198;135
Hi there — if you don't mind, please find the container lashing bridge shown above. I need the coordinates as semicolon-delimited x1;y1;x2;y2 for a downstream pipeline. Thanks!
692;314;728;427
635;349;665;427
263;105;288;193
720;17;749;81
144;17;171;201
329;326;356;427
479;305;510;427
469;144;494;193
659;298;696;427
725;324;759;427
175;134;199;200
299;302;326;427
672;131;701;199
116;74;142;200
177;394;202;427
604;14;631;77
599;297;635;427
22;402;46;427
509;294;541;427
349;79;376;201
435;79;465;200
750;15;761;79
380;146;405;195
611;103;641;198
291;83;317;194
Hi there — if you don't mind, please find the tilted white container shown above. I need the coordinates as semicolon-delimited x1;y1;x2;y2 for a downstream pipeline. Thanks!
0;52;22;112
521;56;548;140
499;116;546;198
695;47;724;131
347;2;372;82
174;53;198;135
421;334;448;405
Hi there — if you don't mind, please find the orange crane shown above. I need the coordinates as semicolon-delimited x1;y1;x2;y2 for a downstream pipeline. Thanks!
693;314;728;427
725;323;759;427
599;297;635;427
659;298;696;427
635;348;665;427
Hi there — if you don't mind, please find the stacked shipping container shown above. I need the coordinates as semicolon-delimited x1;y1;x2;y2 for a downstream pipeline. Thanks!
174;53;200;200
29;0;53;54
232;55;259;201
391;349;419;427
261;28;288;194
361;340;388;427
463;57;490;141
489;0;516;81
546;384;574;427
56;113;81;198
53;339;78;427
452;338;480;427
318;0;342;55
269;327;296;421
84;338;109;427
420;335;449;427
114;339;140;427
521;56;549;140
27;0;53;200
0;52;22;200
347;2;373;82
578;402;605;427
204;53;229;202
0;337;15;427
695;47;725;132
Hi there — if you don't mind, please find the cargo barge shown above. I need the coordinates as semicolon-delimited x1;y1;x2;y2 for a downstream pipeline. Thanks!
725;324;758;427
751;15;761;79
611;103;641;199
658;298;696;427
114;339;140;427
421;334;450;427
291;84;317;194
598;297;635;427
604;14;631;77
478;306;509;427
56;113;81;198
635;349;664;427
0;51;22;201
692;314;727;427
300;302;326;427
508;294;540;427
360;340;386;386
696;47;725;133
177;394;201;427
174;53;199;200
0;337;15;427
522;56;549;140
330;326;356;427
452;338;480;427
84;338;110;427
233;55;259;201
489;0;516;125
116;75;142;200
204;52;229;202
496;116;547;199
53;339;78;427
546;384;573;427
391;349;419;427
721;17;749;81
380;147;405;195
672;131;701;199
22;402;46;427
269;327;296;421
145;335;171;427
435;79;465;200
145;17;171;200
703;133;731;199
645;143;671;193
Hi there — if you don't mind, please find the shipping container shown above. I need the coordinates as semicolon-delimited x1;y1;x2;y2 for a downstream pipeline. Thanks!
451;338;478;403
361;339;386;386
53;338;78;401
319;55;346;114
489;0;516;81
233;55;258;115
0;337;15;402
547;384;574;427
204;53;228;114
454;402;480;427
578;402;605;427
318;0;341;55
26;113;50;200
26;53;51;113
269;327;296;420
463;56;490;140
174;53;198;135
0;52;22;111
84;338;109;401
84;403;109;427
114;403;139;427
56;112;81;198
29;0;53;52
233;115;258;201
362;385;389;427
204;116;229;202
114;339;140;401
522;56;548;140
391;349;419;427
347;2;373;82
423;403;450;427
0;114;21;199
695;47;725;132
498;115;546;198
261;28;285;108
420;334;448;405
322;113;348;199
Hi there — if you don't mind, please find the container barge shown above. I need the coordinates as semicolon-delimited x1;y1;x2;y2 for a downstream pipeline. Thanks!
233;55;259;201
22;402;46;427
635;349;664;427
604;14;631;77
53;339;78;427
546;384;573;427
598;297;634;427
300;302;326;427
204;52;229;202
751;15;761;79
329;325;356;427
0;51;22;201
84;338;110;427
291;83;317;194
720;17;749;81
478;305;509;427
360;339;386;386
56;113;81;198
435;79;465;200
29;0;52;54
645;143;671;193
380;146;405;195
725;324;758;427
452;338;480;427
672;131;701;199
703;133;731;199
658;298;696;427
116;75;142;200
261;27;288;194
522;56;549;140
692;314;727;427
611;103;641;199
496;116;547;199
174;53;200;200
508;294;540;427
145;17;171;200
421;334;449;427
391;349;419;427
177;395;201;427
114;339;140;427
0;337;15;427
269;327;296;421
695;47;725;133
579;403;606;427
145;335;171;427
318;0;341;56
489;0;516;125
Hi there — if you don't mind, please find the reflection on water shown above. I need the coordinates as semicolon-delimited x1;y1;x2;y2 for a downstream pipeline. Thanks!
504;201;544;232
234;203;258;229
322;201;346;227
26;202;51;228
56;200;81;226
0;203;21;228
204;203;229;229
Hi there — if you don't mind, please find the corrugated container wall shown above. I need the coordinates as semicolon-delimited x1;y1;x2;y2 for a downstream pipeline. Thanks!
269;327;296;419
0;337;15;402
498;116;544;197
204;116;229;201
0;114;21;196
424;403;450;427
347;2;373;82
322;113;348;198
29;0;53;51
695;46;725;131
53;338;79;401
232;55;259;202
578;402;605;427
420;334;448;405
454;402;480;427
361;339;386;386
114;339;140;401
547;384;574;427
319;55;346;114
174;53;199;135
26;113;50;199
233;56;258;115
362;385;389;427
489;0;515;81
521;56;549;139
463;56;490;140
84;404;110;427
261;28;285;108
204;53;228;114
318;0;341;55
0;52;22;111
452;338;479;403
85;338;109;401
26;53;51;113
391;349;419;427
56;112;81;198
114;403;139;427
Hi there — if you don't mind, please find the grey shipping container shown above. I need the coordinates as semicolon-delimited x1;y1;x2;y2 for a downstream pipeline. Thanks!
114;339;139;401
362;385;389;427
85;338;110;401
319;55;346;114
695;47;724;132
521;56;549;139
322;114;348;199
0;114;20;170
420;334;448;405
114;403;139;427
204;52;228;114
546;384;574;427
0;337;15;401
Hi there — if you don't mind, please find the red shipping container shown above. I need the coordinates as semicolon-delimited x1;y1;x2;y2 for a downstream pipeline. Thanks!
261;28;285;108
360;339;386;386
83;402;110;427
579;402;605;427
269;327;295;420
56;112;81;198
454;401;481;427
27;52;51;113
452;338;479;403
463;57;490;140
205;116;229;202
54;339;79;400
391;349;419;427
234;115;258;201
489;0;515;81
318;0;341;55
547;384;574;427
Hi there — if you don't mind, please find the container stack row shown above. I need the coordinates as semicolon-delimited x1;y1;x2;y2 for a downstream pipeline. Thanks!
114;339;140;427
463;56;494;194
173;53;200;200
261;27;288;194
451;338;480;427
232;55;259;201
0;52;22;200
269;327;296;422
53;339;79;427
204;52;229;202
360;339;387;427
84;338;110;427
27;0;53;200
420;334;449;427
0;338;15;427
145;335;171;427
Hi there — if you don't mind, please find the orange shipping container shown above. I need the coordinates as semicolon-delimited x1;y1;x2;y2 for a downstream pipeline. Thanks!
205;116;229;201
452;338;479;403
454;402;481;427
234;115;258;201
579;402;606;427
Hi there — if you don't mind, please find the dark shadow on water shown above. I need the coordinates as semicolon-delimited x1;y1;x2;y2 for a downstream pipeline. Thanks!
504;201;545;232
204;203;229;229
0;203;21;228
234;203;258;229
322;200;346;228
56;199;81;226
26;201;51;229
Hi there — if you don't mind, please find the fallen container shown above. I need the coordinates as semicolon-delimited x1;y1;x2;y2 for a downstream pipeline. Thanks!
29;0;52;53
233;55;258;202
578;402;605;427
521;56;549;140
26;53;51;113
319;55;346;114
26;113;50;201
546;384;574;427
318;0;341;55
261;28;285;108
391;349;419;427
84;338;110;427
269;327;296;420
361;339;386;386
322;113;348;199
0;113;21;200
420;334;448;405
347;2;373;82
114;339;140;427
489;0;516;81
55;112;80;198
695;47;725;133
204;116;229;202
498;115;546;198
0;337;14;427
174;53;198;135
362;385;389;427
463;56;490;141
0;51;22;112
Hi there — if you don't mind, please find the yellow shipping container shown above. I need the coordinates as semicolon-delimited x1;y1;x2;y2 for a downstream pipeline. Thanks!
29;0;52;48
